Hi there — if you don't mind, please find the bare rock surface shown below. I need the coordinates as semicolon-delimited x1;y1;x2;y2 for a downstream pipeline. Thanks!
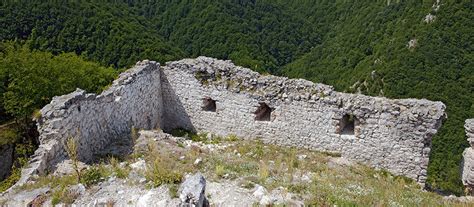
1;187;50;206
73;179;180;206
179;173;208;207
53;159;88;176
207;181;256;206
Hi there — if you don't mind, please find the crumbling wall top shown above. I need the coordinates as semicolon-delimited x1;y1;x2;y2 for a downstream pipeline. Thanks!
165;56;446;122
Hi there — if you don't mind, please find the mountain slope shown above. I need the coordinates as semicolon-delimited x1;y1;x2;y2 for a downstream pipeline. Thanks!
0;2;184;68
0;0;472;194
283;1;474;193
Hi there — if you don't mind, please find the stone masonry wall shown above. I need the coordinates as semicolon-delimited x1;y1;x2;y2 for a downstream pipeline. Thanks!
462;119;474;192
10;60;162;188
161;57;446;184
8;57;446;191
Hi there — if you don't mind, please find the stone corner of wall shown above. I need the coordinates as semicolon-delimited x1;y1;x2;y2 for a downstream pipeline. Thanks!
466;119;474;131
462;118;474;189
9;59;163;194
37;60;160;123
465;119;474;147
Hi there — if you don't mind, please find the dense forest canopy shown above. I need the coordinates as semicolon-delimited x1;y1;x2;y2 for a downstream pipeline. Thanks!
0;0;472;195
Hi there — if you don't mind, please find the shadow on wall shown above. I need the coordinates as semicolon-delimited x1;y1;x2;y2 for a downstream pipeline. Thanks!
339;114;356;135
160;70;196;133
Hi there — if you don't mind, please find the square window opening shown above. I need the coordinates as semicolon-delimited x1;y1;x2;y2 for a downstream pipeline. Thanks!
202;97;216;112
255;102;272;121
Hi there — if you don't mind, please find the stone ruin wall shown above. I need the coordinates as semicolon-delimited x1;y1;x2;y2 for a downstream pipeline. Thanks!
7;57;446;191
462;119;474;192
9;61;162;188
162;57;445;184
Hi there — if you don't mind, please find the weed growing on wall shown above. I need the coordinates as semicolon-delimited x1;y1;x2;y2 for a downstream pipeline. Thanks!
65;137;81;183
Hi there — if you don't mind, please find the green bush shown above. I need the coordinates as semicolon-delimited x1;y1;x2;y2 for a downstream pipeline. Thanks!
0;166;20;192
80;167;103;187
0;128;18;145
146;158;183;187
51;185;79;206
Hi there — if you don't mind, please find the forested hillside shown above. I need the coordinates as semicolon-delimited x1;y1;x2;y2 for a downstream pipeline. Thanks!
283;1;474;194
0;0;472;194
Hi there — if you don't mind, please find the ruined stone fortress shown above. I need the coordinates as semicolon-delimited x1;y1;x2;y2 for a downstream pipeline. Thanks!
11;57;450;190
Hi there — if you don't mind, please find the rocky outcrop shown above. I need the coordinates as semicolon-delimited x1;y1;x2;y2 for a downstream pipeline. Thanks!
462;119;474;194
5;57;446;193
179;173;208;207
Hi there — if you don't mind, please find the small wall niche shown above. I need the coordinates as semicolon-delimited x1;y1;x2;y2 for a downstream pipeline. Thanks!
338;114;357;135
255;102;272;121
202;97;216;112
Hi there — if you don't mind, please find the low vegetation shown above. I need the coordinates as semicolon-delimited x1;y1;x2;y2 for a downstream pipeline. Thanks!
7;131;470;206
0;135;35;192
144;142;183;187
137;131;468;206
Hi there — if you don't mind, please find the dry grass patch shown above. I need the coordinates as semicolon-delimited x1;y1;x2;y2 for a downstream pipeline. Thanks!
144;132;470;206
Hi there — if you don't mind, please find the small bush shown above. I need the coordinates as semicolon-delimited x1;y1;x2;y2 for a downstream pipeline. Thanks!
0;128;18;145
32;109;42;120
51;186;79;206
131;126;139;145
215;164;226;178
258;161;270;181
253;141;265;158
169;184;179;198
226;134;239;142
190;133;207;142
64;137;81;182
110;157;130;179
288;183;309;194
146;157;183;187
144;140;184;187
80;167;103;187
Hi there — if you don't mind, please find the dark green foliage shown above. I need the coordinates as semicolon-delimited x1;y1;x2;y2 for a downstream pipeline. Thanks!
0;42;117;187
0;140;36;192
0;1;183;68
0;42;117;119
169;128;208;142
0;127;18;146
0;0;316;73
282;1;473;194
0;0;472;194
